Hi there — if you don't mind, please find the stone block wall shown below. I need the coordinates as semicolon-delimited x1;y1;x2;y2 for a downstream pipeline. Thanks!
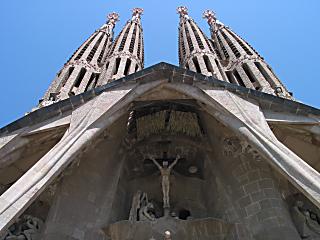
224;156;300;239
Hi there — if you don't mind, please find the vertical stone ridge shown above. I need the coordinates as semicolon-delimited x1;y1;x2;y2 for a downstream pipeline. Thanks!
40;12;119;107
177;6;227;81
97;8;144;86
203;10;292;99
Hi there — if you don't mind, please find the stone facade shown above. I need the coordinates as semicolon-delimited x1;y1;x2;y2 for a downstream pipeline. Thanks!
0;6;319;240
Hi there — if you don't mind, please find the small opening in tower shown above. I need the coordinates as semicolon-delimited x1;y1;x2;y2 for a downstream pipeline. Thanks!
221;30;241;58
135;64;139;72
85;73;97;91
226;71;236;84
137;31;142;59
190;22;204;50
178;209;191;220
254;62;276;88
98;38;108;65
242;64;258;84
113;58;121;76
203;55;214;74
216;33;229;60
227;29;253;56
124;58;132;76
62;67;75;87
214;59;225;80
129;24;137;53
233;69;246;87
93;73;100;88
75;35;96;61
73;68;87;88
119;26;131;52
185;25;194;52
192;57;201;73
179;29;186;63
185;63;189;70
105;61;110;71
212;40;223;60
87;34;104;62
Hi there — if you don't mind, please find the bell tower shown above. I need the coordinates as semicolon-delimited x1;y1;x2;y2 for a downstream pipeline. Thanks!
40;12;119;106
177;6;227;80
203;10;292;98
97;8;144;85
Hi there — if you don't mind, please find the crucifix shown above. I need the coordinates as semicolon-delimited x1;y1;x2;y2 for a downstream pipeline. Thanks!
149;155;181;215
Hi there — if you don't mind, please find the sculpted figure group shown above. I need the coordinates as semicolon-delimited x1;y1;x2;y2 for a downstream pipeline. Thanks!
1;215;43;240
129;191;156;221
291;200;320;239
129;154;181;221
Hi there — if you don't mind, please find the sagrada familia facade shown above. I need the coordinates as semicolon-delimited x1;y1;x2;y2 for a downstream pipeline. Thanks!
0;6;319;240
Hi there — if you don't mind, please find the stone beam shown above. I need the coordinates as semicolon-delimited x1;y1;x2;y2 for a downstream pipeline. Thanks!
0;80;165;235
264;109;320;125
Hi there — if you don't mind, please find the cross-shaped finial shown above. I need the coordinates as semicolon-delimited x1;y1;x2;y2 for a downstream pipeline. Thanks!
177;6;189;18
203;10;217;24
107;12;119;24
132;8;144;18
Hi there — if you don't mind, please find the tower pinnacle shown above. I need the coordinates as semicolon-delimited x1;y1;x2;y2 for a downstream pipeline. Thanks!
97;8;145;85
108;12;120;24
40;11;120;107
177;6;227;80
132;8;143;22
203;10;216;25
100;12;119;35
177;6;190;20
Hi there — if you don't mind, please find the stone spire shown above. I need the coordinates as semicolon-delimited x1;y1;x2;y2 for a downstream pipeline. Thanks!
177;6;227;81
97;8;144;86
40;12;119;106
203;10;292;99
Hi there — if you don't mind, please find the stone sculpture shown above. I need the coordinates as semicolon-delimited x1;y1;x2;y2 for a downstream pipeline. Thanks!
275;86;287;98
129;190;149;221
1;215;43;240
291;200;320;239
129;190;144;221
139;202;156;221
223;137;261;161
149;155;180;211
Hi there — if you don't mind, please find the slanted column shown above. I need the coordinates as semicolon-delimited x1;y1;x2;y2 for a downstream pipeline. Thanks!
61;65;82;95
258;61;288;91
245;61;274;93
97;8;144;86
235;65;255;89
75;71;95;94
177;6;227;81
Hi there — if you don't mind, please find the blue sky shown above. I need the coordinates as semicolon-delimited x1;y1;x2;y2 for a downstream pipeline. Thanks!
0;0;319;127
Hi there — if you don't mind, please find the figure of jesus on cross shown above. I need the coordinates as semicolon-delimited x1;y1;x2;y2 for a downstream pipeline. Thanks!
149;155;180;213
